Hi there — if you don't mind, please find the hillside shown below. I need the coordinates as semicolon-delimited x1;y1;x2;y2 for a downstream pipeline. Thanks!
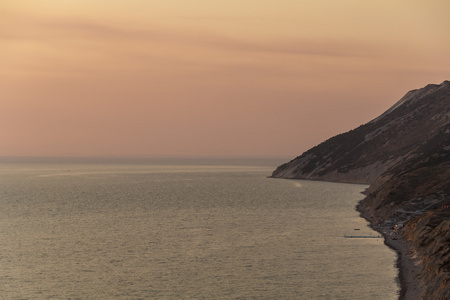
272;81;450;184
273;81;450;299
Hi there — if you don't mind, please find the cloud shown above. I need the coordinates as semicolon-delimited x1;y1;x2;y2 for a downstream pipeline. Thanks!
1;15;376;59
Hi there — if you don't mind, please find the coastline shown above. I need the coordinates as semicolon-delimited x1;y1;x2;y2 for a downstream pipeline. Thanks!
357;203;424;300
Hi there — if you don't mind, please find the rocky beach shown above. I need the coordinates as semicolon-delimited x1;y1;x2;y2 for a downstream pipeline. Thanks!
273;81;450;299
357;202;425;299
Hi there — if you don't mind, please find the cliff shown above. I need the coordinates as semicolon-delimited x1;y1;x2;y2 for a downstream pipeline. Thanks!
273;81;450;299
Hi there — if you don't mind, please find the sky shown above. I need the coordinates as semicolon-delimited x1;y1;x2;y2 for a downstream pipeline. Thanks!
1;0;450;158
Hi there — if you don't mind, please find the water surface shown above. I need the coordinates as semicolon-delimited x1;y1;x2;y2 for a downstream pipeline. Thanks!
0;159;398;299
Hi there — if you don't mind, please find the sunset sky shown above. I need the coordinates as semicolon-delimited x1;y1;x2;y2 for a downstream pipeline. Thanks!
2;1;450;157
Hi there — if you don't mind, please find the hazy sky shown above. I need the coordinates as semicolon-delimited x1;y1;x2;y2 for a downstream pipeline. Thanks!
2;1;450;157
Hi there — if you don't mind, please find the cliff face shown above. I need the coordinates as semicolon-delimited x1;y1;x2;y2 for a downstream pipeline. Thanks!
360;122;450;298
274;81;450;299
403;211;450;300
272;81;450;184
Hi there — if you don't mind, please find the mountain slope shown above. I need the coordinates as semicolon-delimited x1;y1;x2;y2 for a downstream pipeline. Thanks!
272;81;450;184
273;81;450;299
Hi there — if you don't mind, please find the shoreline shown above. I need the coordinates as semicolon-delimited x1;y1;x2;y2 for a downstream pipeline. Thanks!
356;204;424;300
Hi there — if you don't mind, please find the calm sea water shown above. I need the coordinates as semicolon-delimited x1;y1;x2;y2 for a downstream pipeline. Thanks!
0;158;398;299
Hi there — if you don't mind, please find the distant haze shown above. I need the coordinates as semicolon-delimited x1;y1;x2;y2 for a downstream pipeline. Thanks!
2;0;449;157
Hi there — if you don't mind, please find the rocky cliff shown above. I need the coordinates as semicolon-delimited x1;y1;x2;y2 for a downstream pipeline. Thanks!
273;81;450;299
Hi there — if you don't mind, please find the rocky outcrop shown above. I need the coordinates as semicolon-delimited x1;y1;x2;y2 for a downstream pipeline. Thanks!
273;81;450;299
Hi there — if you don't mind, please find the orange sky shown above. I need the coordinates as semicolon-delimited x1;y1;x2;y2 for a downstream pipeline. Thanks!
1;0;450;157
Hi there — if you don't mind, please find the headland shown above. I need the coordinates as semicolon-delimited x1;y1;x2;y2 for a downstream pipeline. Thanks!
273;81;450;299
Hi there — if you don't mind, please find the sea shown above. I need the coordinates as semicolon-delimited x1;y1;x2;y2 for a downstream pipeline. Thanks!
0;157;398;299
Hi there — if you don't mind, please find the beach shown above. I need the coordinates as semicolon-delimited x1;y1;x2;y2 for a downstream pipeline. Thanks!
357;205;425;300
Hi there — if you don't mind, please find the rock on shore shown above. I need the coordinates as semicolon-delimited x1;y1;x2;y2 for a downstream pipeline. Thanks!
273;81;450;299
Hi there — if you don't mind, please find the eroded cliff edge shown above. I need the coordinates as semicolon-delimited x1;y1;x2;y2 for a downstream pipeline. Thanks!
273;81;450;299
